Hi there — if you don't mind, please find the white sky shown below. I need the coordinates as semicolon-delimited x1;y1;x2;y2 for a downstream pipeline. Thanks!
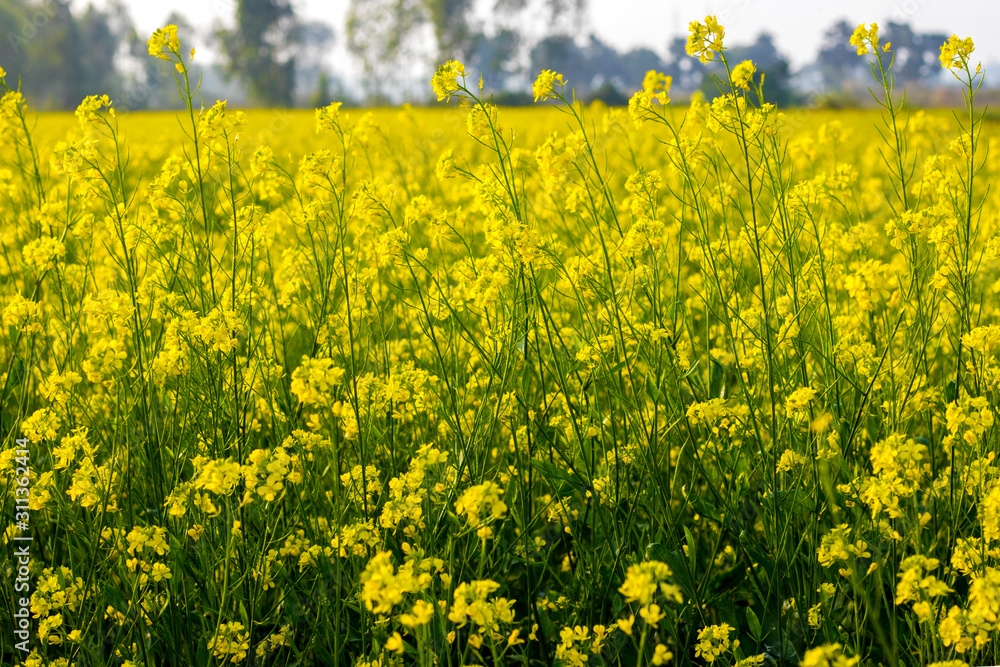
89;0;1000;78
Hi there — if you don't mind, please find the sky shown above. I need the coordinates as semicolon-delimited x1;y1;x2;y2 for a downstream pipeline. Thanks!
88;0;1000;81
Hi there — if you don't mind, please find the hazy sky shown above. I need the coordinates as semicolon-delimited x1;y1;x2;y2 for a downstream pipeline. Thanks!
91;0;1000;77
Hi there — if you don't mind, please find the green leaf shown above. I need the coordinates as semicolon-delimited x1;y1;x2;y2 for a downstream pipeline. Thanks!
946;379;958;403
710;357;726;399
683;526;697;574
747;607;762;641
196;641;210;667
645;377;661;402
530;458;587;496
606;357;629;375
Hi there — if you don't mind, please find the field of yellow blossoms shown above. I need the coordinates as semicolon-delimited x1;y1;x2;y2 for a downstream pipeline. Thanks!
0;17;998;667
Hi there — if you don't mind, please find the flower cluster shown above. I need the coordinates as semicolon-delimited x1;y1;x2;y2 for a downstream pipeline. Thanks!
533;69;566;102
686;15;725;63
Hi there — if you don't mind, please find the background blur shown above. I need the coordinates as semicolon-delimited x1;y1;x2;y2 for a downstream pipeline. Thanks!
1;0;996;110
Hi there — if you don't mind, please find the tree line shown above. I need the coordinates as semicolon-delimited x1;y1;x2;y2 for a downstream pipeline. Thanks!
0;0;953;109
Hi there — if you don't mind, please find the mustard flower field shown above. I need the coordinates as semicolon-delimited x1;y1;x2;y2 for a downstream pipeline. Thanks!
1;19;998;667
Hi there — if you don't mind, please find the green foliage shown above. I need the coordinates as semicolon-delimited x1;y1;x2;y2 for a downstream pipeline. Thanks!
215;0;299;107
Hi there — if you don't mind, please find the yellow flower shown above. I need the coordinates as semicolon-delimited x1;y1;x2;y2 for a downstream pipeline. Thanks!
447;579;501;627
817;524;870;568
208;622;250;664
384;632;404;654
849;23;879;55
360;551;434;615
400;599;435;627
643;69;671;95
454;481;507;529
800;643;860;667
467;103;499;142
315;102;343;133
435;148;456;179
431;60;467;101
807;603;823;628
940;35;975;70
652;644;673;665
776;449;807;473
619;560;683;606
686;16;725;63
290;356;345;407
22;236;66;273
75;94;114;129
731;60;756;90
640;603;666;626
148;25;180;61
785;386;819;424
3;292;43;334
533;70;566;102
695;624;738;663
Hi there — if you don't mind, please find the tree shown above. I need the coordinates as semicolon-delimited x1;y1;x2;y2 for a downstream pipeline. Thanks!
347;0;590;101
699;33;795;106
1;0;136;109
215;0;300;107
467;28;521;91
618;47;666;91
728;33;796;106
817;20;866;89
663;36;705;92
424;0;475;62
529;35;591;91
294;20;335;104
883;22;947;83
346;0;425;100
309;71;332;108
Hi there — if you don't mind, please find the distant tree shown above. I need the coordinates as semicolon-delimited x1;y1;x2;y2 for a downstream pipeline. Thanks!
17;0;82;108
585;80;628;105
664;35;705;91
215;0;299;107
702;33;795;106
294;20;335;104
346;0;425;100
310;70;333;108
75;3;126;95
883;22;947;82
468;28;521;91
0;0;31;83
618;47;666;91
733;33;795;106
424;0;475;61
163;10;196;43
527;35;665;98
346;0;591;101
529;35;591;92
817;20;866;89
581;35;625;87
1;0;135;109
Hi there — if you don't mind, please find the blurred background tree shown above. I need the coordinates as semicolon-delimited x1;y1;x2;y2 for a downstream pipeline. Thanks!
214;0;300;107
0;0;974;110
1;0;137;109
